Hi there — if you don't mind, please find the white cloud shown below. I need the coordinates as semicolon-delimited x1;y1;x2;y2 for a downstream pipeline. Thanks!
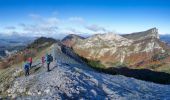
18;14;62;37
29;13;41;19
68;17;85;24
44;17;60;26
20;23;59;36
18;23;26;27
4;26;16;30
63;27;82;34
1;13;111;38
85;24;107;32
52;11;59;16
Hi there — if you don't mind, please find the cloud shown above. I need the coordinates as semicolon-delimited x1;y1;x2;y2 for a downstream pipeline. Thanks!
18;23;26;27
4;26;16;30
20;23;59;36
29;13;41;19
17;14;62;36
85;24;107;32
44;17;60;26
68;17;85;24
1;13;111;38
52;11;59;16
21;15;84;36
68;17;109;33
63;27;82;34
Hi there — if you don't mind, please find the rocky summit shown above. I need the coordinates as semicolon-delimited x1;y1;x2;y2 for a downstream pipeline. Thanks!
122;28;159;40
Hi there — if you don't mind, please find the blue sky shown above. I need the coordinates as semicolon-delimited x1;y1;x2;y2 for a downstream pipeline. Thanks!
0;0;170;37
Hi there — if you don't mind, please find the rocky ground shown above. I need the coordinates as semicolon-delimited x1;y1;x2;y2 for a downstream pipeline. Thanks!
2;44;170;100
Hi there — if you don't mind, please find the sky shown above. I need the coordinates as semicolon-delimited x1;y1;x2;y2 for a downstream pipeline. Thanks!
0;0;170;37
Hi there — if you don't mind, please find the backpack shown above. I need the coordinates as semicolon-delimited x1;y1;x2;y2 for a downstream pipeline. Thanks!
49;55;53;62
47;55;53;62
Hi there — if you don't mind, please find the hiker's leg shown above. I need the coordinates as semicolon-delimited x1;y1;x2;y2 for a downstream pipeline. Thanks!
48;63;50;71
25;69;29;76
28;69;30;75
47;63;50;71
25;70;27;76
30;62;32;68
26;69;29;76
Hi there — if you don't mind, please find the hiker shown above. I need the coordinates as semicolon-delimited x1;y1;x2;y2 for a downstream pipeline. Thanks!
41;56;45;66
23;61;30;76
28;57;32;68
45;53;53;72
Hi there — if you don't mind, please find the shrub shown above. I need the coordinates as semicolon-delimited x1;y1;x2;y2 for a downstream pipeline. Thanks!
152;52;170;61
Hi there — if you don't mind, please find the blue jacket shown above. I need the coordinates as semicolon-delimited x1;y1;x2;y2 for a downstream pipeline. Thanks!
24;62;30;70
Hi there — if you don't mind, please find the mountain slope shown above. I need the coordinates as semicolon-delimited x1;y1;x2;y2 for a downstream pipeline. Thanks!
61;34;85;47
0;37;58;69
2;43;170;99
62;28;170;73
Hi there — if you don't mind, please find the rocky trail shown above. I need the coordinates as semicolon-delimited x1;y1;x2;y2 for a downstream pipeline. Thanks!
5;44;170;99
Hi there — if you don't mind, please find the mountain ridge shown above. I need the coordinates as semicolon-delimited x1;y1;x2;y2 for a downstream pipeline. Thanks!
62;28;170;73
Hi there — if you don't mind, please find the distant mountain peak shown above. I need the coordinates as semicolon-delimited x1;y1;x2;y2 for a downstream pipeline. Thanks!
62;34;85;42
146;27;159;39
122;27;159;40
61;34;85;47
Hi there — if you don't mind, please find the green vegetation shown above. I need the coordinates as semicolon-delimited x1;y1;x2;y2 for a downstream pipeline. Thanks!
127;45;135;51
152;52;170;61
108;62;128;68
87;60;105;69
161;68;170;74
148;63;165;69
80;57;105;69
79;56;117;75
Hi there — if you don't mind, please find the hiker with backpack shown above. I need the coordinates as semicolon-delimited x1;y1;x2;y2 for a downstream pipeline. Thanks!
23;60;30;76
45;53;53;72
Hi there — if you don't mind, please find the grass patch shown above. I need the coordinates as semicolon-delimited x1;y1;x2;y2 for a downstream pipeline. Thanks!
80;57;104;69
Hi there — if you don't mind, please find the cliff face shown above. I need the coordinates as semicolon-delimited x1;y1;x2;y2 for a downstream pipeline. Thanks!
62;28;170;72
